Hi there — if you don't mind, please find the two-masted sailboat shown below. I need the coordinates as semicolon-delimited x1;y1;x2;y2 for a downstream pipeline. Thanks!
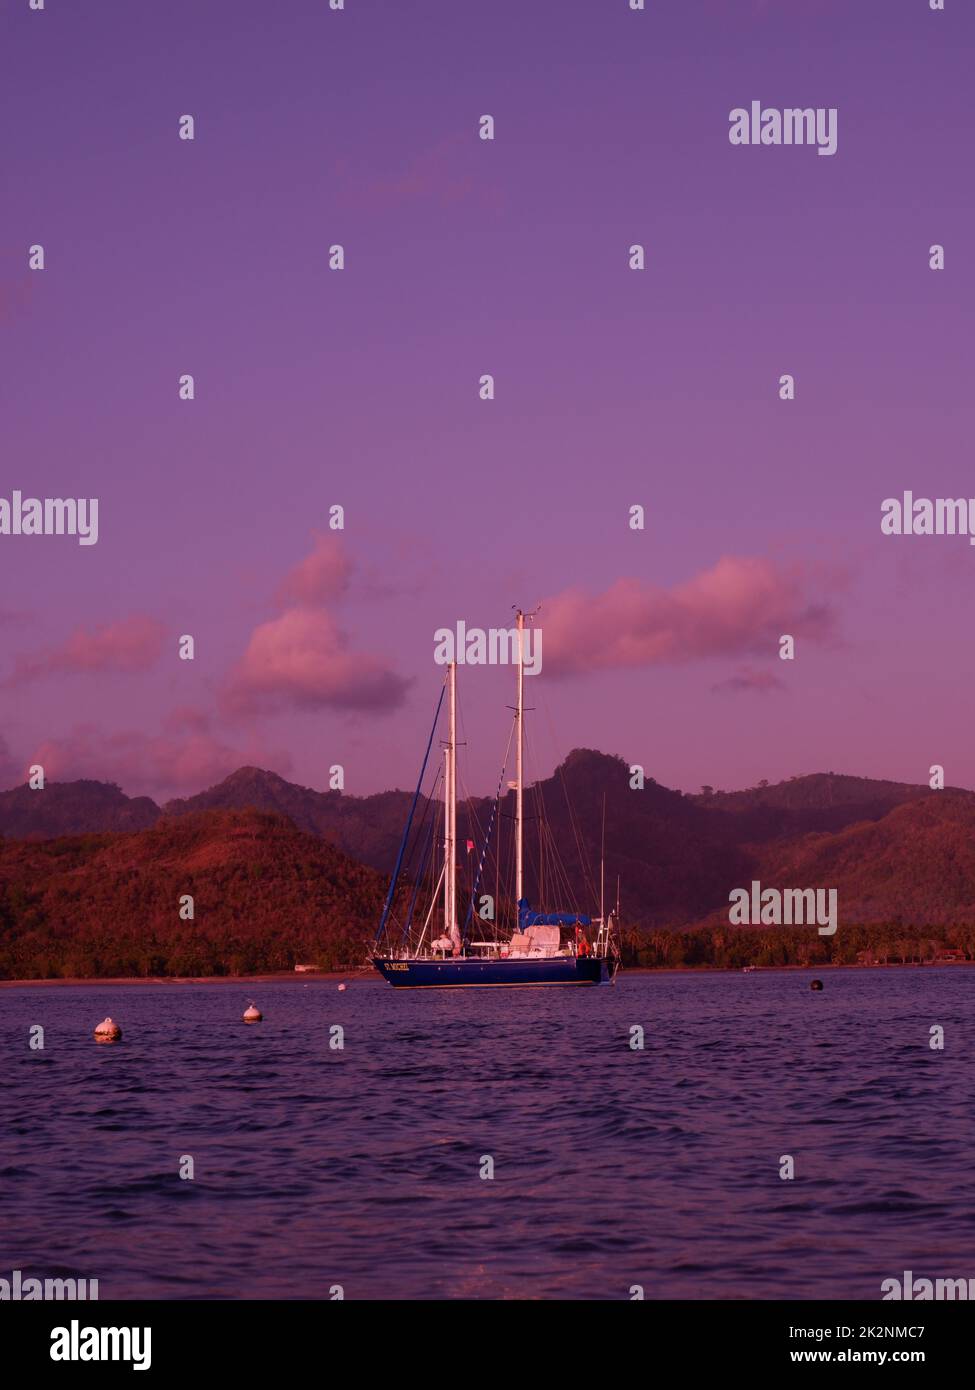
372;610;620;987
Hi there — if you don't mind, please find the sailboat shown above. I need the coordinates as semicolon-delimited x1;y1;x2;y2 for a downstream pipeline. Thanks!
372;610;620;988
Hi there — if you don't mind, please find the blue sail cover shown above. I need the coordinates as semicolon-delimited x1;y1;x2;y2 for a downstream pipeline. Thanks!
517;898;591;929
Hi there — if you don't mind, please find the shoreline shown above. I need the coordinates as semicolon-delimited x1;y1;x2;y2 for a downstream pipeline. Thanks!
0;970;362;989
1;960;971;989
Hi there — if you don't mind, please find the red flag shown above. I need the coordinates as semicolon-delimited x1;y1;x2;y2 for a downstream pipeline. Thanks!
466;840;474;853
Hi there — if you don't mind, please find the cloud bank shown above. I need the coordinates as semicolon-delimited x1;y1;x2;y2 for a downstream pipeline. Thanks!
539;557;838;677
3;615;165;687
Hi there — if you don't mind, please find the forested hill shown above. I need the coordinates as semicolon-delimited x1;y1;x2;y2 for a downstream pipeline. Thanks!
0;810;386;979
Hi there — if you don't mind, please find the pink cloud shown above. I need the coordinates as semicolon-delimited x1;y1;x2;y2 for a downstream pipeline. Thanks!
28;724;294;801
540;557;838;676
226;608;409;715
274;533;352;607
4;615;165;686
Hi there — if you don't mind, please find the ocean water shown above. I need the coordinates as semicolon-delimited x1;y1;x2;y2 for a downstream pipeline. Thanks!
2;968;973;1301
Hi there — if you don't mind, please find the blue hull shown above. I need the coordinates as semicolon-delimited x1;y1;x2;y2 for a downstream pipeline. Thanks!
373;955;608;988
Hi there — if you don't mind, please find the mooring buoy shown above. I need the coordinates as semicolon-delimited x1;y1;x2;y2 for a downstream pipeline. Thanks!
243;1003;262;1023
810;979;824;991
94;1017;122;1041
338;983;347;992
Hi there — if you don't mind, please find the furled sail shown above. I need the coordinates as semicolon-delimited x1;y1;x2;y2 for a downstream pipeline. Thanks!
517;898;591;929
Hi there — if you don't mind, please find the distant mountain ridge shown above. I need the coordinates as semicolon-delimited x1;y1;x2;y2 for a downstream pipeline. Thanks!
694;771;932;812
0;755;964;936
163;767;419;873
2;758;953;853
690;772;946;840
0;778;160;839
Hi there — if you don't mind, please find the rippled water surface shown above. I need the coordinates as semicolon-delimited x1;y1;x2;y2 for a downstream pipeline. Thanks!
2;968;974;1299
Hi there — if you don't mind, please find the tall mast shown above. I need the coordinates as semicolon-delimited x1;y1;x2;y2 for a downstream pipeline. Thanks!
515;610;524;908
444;661;459;951
600;791;606;923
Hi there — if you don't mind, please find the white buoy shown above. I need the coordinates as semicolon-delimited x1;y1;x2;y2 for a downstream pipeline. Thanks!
337;983;347;992
243;1003;262;1023
94;1017;122;1041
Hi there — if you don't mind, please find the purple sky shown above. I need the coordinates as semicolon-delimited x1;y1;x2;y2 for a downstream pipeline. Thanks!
3;0;974;803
